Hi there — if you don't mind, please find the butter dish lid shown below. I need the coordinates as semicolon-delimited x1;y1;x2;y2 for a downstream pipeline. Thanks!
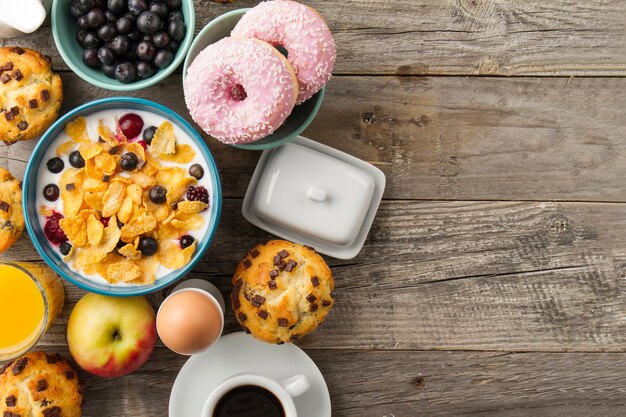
242;136;385;259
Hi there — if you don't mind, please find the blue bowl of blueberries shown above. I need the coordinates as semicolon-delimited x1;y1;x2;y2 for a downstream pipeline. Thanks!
51;0;194;90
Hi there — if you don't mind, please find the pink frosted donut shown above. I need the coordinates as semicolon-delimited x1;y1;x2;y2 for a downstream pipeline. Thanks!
183;37;298;144
232;0;336;104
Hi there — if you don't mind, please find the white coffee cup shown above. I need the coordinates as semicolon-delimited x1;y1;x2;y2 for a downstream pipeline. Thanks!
202;373;310;417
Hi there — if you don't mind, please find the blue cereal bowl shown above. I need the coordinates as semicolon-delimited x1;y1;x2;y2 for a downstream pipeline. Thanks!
23;97;222;296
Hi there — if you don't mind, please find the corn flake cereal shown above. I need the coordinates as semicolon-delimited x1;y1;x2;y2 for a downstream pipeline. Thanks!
177;200;208;214
121;210;157;242
160;144;196;164
56;140;75;157
87;214;104;246
118;243;141;260
65;117;90;143
105;260;141;283
41;113;210;286
157;239;197;269
59;217;88;247
102;181;126;217
151;121;176;155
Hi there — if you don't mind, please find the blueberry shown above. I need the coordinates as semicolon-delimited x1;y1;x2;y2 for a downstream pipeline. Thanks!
125;48;139;62
102;63;117;78
136;40;157;62
149;1;168;18
128;0;148;15
93;0;106;10
59;242;73;256
77;0;94;13
115;62;137;83
120;152;139;170
137;11;161;34
168;10;183;22
107;0;126;13
165;0;180;9
70;0;84;18
98;46;116;65
47;157;65;174
86;9;106;29
166;39;179;53
149;185;167;203
127;30;143;42
179;235;195;249
82;32;100;49
138;237;158;256
168;18;185;41
142;126;157;144
142;34;153;42
188;164;204;180
82;48;100;67
43;184;60;202
97;22;117;41
77;15;90;30
105;10;117;22
136;61;156;79
69;151;85;168
76;30;87;47
109;35;130;55
153;49;173;69
152;31;169;48
116;16;134;34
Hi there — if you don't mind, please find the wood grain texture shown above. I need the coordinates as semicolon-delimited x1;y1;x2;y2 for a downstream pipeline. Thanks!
2;73;626;201
6;199;624;352
3;0;626;76
38;347;626;417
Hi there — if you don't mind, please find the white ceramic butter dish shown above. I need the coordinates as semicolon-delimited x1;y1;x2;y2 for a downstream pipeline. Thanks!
242;136;385;259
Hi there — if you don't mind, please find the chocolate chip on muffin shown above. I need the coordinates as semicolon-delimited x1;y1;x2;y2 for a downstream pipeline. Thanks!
231;240;335;344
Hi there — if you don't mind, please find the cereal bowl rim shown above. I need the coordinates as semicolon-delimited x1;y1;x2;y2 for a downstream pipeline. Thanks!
23;97;222;297
51;0;195;91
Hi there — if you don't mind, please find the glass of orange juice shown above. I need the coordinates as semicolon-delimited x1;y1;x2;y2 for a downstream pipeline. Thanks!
0;262;65;362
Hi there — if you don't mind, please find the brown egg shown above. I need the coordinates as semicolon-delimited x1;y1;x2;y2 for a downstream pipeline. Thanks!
157;290;223;355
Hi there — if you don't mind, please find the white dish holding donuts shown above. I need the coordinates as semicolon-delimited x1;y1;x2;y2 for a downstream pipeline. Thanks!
182;1;336;149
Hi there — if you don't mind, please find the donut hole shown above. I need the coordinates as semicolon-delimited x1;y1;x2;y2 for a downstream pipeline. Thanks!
229;84;248;101
274;44;289;58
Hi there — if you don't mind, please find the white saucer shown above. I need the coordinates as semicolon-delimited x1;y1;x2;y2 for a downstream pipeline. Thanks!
169;332;331;417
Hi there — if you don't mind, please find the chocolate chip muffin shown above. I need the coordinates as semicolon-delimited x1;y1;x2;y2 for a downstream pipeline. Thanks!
0;168;24;254
231;240;335;344
0;47;63;143
0;351;83;417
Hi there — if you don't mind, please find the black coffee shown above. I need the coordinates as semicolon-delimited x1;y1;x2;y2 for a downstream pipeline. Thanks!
213;385;285;417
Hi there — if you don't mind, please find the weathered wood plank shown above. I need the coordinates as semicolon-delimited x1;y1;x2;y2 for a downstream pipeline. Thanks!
5;199;625;352
38;347;626;417
3;73;626;202
4;0;626;76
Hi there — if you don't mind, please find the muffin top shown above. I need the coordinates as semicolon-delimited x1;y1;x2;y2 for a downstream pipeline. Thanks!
0;47;63;143
0;167;24;253
0;351;83;417
231;240;335;344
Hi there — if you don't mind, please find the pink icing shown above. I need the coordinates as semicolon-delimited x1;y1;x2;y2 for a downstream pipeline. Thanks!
231;0;336;104
183;37;298;144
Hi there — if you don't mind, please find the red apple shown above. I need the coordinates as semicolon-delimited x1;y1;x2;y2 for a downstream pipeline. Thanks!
67;293;157;378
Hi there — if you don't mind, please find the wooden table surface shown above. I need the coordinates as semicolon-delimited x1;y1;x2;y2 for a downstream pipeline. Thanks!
2;0;626;415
